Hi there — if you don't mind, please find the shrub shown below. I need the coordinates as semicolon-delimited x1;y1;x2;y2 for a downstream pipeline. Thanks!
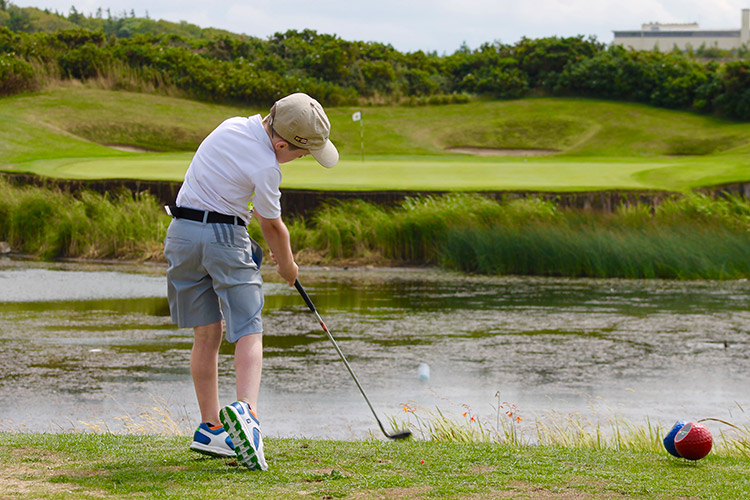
714;60;750;120
59;42;114;79
0;53;35;95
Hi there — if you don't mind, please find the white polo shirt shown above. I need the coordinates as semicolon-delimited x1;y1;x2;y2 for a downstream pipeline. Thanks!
176;115;282;222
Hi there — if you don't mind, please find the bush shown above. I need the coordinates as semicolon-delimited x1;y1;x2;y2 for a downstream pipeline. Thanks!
59;42;114;79
0;53;35;94
4;18;750;118
514;36;603;90
556;47;717;112
714;60;750;120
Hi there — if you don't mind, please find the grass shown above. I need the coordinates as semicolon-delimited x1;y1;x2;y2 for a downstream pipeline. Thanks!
3;393;748;498
2;431;749;498
2;87;750;191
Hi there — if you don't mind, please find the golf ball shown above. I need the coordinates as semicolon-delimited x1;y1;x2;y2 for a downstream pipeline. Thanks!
417;363;430;381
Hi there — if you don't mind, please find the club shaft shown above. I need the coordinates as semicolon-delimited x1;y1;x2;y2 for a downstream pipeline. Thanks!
311;309;389;435
294;279;397;438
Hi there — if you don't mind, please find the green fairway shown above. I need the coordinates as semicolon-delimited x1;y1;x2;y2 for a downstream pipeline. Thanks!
2;87;750;191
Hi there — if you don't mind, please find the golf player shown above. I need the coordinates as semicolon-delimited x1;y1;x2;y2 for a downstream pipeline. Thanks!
163;93;338;471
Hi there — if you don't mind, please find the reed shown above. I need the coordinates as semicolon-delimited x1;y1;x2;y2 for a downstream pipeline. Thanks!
311;199;391;259
443;223;750;279
306;192;750;279
0;178;167;260
2;178;750;280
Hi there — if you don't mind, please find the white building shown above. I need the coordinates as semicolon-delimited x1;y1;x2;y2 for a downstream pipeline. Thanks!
613;9;750;51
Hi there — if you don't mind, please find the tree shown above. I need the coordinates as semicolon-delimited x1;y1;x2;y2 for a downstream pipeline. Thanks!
7;6;31;32
68;6;83;24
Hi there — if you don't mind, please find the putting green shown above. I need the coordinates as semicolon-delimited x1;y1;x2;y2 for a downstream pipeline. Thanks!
10;153;745;192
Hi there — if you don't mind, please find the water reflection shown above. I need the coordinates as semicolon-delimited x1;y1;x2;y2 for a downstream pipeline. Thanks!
0;259;748;440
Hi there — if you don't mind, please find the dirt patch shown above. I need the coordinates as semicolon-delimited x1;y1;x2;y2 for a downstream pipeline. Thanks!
461;481;622;499
446;146;558;157
350;485;432;498
2;447;100;497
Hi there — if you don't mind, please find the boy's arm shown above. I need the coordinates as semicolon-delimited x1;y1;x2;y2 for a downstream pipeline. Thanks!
254;212;299;286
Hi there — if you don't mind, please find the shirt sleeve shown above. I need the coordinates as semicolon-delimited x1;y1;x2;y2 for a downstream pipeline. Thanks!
251;166;283;219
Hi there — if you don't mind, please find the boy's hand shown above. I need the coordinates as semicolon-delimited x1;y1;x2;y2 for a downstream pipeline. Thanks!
277;260;299;287
269;250;297;285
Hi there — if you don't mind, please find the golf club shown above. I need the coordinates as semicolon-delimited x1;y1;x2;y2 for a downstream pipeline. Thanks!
294;279;412;440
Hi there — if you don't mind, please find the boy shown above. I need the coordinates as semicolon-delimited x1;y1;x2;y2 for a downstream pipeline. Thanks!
164;93;338;471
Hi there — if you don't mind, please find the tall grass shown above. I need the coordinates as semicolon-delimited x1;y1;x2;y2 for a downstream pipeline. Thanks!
0;178;167;260
392;398;750;456
444;223;750;278
308;192;750;279
2;177;749;280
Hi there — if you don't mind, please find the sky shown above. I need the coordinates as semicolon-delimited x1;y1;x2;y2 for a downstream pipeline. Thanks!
10;0;750;54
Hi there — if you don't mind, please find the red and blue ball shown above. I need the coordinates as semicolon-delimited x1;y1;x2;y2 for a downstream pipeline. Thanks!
664;420;712;460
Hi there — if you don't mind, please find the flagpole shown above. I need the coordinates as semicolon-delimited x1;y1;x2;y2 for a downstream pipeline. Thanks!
352;110;364;163
360;114;364;163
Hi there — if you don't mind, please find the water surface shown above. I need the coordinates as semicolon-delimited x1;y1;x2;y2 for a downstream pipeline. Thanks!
1;258;747;440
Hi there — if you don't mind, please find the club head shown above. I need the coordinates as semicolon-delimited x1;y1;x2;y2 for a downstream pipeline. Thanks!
387;430;412;440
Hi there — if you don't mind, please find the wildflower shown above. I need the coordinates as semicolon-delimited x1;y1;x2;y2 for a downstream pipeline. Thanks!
401;403;416;414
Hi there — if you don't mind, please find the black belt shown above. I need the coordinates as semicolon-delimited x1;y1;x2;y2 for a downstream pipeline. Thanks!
166;206;245;226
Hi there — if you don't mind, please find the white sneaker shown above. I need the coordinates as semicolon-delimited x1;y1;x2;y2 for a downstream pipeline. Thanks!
220;401;268;471
189;422;236;458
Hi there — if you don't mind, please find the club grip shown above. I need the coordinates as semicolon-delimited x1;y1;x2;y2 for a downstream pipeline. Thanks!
294;279;316;313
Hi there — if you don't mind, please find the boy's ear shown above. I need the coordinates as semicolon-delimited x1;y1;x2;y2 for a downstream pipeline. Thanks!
273;138;290;151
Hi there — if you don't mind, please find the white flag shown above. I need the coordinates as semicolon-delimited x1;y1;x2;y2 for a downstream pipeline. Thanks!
352;111;362;121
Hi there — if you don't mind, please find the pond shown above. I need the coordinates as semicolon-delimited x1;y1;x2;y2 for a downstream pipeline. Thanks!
0;258;748;441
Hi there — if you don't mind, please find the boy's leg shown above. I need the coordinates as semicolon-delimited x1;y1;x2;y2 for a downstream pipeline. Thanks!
234;333;263;411
191;320;223;425
220;332;267;471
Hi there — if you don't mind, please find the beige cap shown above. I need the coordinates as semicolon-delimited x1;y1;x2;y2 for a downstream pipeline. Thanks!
271;93;338;168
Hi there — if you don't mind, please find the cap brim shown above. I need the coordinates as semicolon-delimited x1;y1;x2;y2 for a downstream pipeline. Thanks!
310;140;338;168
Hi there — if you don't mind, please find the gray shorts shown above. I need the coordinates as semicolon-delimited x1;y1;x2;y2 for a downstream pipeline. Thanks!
164;217;264;343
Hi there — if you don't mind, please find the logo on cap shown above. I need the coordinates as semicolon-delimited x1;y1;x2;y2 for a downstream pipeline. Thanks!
294;136;308;145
